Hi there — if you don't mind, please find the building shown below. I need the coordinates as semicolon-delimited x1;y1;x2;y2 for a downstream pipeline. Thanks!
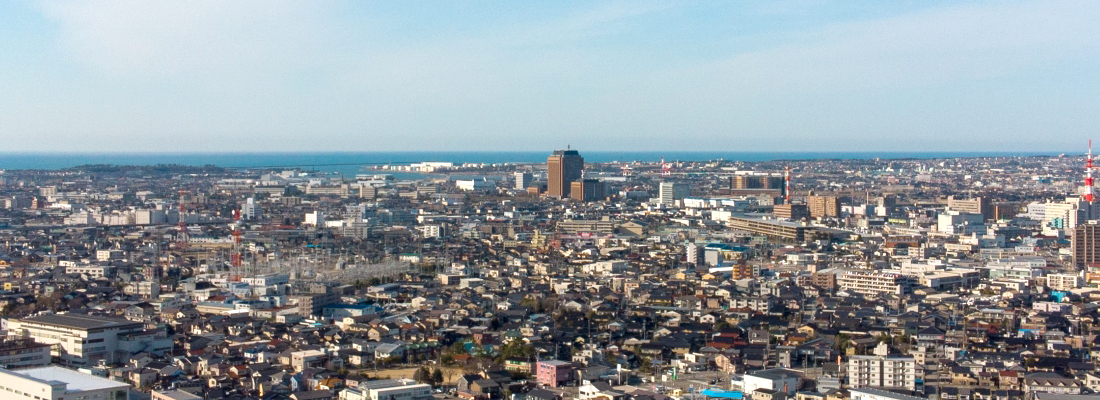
295;292;341;317
847;355;920;391
548;149;584;198
456;179;494;191
849;388;927;400
8;314;171;366
515;171;534;190
557;219;617;235
937;211;985;235
0;337;51;369
728;217;814;242
291;349;329;371
153;390;203;400
63;264;112;279
0;366;131;400
774;204;809;220
731;175;785;193
305;211;326;226
537;360;573;388
948;196;993;221
837;270;916;297
241;197;262;220
1048;274;1082;291
658;182;690;206
743;369;802;398
807;196;840;218
571;179;607;202
1073;223;1100;268
339;379;432;400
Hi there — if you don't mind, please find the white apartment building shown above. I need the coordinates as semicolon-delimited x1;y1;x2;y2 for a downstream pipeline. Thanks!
8;314;168;366
63;264;112;279
848;355;920;391
837;270;916;297
1047;273;1082;291
416;225;442;238
0;366;130;400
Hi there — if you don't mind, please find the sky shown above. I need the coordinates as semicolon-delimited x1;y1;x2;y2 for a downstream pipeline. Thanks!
0;0;1098;153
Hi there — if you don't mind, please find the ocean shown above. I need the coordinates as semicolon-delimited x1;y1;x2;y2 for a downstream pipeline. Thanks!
0;151;1068;176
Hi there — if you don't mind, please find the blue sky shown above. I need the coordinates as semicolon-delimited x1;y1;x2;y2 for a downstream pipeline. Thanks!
0;0;1097;152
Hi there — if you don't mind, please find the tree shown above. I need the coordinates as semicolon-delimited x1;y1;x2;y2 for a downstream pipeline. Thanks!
432;369;444;386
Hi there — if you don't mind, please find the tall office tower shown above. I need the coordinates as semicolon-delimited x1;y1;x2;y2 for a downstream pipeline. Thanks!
658;182;690;205
547;149;584;198
515;171;533;190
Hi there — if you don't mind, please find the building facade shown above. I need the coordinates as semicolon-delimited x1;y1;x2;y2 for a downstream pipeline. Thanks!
548;149;584;198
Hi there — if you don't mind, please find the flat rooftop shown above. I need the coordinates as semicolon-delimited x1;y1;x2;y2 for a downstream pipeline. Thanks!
5;366;130;392
20;314;141;330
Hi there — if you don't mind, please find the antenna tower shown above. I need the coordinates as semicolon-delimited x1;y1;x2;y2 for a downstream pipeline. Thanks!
661;157;671;176
785;166;791;203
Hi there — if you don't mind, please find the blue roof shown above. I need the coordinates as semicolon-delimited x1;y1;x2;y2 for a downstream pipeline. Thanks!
700;390;743;399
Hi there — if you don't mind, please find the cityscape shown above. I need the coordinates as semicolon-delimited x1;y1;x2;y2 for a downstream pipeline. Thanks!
0;147;1098;400
2;2;1100;400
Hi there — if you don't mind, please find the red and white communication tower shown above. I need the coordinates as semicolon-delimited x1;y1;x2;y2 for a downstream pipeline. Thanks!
1086;140;1096;202
661;157;671;176
784;166;791;203
231;208;242;281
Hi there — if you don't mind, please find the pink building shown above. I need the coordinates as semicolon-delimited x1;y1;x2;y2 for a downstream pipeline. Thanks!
537;360;573;387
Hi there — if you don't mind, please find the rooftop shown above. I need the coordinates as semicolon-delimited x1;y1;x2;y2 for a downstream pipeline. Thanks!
20;314;141;330
5;366;130;393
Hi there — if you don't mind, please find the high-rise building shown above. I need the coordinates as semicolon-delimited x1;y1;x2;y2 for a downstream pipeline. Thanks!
515;171;533;190
658;182;690;205
547;149;584;198
1073;222;1100;268
807;195;841;218
570;179;606;202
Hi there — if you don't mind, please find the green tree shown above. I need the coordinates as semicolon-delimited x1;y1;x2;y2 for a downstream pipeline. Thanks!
432;369;444;386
